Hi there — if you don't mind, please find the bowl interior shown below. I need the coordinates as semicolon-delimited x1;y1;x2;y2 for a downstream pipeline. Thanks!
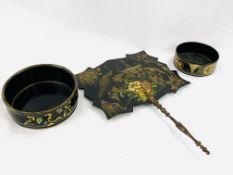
177;42;219;65
3;65;75;112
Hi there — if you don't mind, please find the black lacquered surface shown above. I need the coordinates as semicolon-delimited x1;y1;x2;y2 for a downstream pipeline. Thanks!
177;42;219;65
2;64;78;128
4;65;75;112
12;81;73;112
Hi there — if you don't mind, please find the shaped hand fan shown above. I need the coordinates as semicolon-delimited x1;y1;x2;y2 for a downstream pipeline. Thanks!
77;51;210;155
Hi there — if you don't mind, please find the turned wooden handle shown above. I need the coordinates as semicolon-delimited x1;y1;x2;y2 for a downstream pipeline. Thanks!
145;92;210;155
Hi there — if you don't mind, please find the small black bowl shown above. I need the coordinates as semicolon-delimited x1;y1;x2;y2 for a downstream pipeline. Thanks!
174;42;219;76
2;64;78;128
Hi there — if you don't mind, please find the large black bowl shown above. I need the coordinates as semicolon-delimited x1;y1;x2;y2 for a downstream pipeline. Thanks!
2;64;78;128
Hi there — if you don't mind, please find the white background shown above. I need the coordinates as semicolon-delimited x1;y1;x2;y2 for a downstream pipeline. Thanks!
0;0;232;174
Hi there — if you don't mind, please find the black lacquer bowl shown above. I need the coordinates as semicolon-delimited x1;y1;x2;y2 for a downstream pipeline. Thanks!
2;64;78;128
174;42;219;76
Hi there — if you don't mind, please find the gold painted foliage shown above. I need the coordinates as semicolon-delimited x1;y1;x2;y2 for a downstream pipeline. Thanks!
108;87;125;101
126;81;153;102
98;71;112;98
168;73;187;92
101;100;127;117
24;101;74;127
78;69;99;87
